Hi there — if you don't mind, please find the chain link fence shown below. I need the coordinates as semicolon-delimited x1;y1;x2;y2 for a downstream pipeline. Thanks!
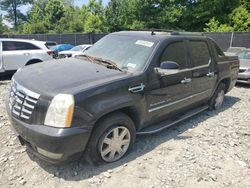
1;32;250;51
0;33;107;46
203;32;250;51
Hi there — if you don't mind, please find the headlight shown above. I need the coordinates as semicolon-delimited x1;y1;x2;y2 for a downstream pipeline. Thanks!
45;94;74;128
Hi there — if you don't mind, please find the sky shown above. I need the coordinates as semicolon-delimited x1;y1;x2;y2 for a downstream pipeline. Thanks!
1;0;110;26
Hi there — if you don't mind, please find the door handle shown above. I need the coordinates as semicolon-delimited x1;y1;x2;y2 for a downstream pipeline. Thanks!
181;78;192;84
23;53;30;56
128;83;145;93
206;72;215;77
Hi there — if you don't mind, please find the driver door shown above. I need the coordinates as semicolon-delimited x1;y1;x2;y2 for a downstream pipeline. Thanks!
146;41;193;124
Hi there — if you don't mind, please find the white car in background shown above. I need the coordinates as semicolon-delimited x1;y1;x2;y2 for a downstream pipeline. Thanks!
58;44;92;58
0;38;54;74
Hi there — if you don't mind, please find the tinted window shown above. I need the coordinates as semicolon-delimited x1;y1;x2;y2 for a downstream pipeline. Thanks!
45;41;57;49
213;42;224;57
160;42;187;69
190;41;211;67
3;41;40;51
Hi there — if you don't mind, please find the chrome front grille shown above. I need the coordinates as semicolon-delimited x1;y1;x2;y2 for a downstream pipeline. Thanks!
9;80;40;120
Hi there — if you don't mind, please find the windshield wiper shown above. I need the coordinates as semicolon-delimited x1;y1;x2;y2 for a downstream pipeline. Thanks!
92;57;123;72
78;54;123;72
78;54;95;63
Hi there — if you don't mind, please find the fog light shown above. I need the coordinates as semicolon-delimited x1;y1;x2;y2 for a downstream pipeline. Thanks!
37;147;63;160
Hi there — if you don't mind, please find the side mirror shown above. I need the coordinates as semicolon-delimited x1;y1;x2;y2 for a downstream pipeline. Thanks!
155;61;180;76
160;61;180;70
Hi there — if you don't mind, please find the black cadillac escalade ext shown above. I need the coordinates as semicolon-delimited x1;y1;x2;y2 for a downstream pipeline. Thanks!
6;31;239;164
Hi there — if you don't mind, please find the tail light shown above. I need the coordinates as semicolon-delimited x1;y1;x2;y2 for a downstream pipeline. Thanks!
47;50;55;56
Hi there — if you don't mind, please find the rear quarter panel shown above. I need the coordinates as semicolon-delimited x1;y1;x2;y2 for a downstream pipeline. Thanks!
29;50;53;62
217;56;239;92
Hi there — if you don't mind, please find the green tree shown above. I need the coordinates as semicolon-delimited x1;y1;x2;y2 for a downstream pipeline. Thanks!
0;0;33;31
0;15;8;34
55;6;84;33
84;14;108;33
204;6;250;32
22;1;47;34
231;6;250;31
44;0;65;32
105;0;124;31
105;0;137;31
180;0;240;31
241;0;250;11
204;18;233;32
83;0;108;33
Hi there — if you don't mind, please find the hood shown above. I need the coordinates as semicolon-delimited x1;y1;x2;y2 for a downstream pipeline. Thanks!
239;59;250;68
13;58;130;97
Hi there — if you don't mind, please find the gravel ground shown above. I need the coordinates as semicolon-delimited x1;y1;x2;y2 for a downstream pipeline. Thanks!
0;77;249;188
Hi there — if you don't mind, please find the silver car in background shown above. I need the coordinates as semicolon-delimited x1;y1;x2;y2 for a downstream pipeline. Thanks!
0;39;54;75
58;44;92;58
237;49;250;84
225;47;246;56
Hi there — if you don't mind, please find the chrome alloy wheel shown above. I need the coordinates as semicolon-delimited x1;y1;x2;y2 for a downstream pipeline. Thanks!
214;90;225;109
99;126;131;162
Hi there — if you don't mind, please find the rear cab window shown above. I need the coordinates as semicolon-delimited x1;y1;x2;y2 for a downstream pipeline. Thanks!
189;40;211;68
3;41;40;51
212;41;225;59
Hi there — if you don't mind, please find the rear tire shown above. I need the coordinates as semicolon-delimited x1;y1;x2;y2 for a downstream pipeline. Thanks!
209;83;226;110
84;112;136;165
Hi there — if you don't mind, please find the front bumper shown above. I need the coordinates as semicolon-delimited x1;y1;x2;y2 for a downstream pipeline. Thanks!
6;107;92;164
237;72;250;84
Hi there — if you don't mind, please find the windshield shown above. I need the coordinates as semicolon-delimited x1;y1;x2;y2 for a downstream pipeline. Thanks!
71;46;84;51
82;34;157;72
238;51;250;60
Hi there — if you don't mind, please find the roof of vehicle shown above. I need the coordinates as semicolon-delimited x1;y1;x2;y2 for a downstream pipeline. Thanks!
0;38;46;43
112;31;208;42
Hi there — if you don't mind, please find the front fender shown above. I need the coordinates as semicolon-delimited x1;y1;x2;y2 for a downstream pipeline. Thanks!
76;89;147;128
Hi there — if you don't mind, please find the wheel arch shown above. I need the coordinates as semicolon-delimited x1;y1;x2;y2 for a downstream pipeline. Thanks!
93;106;142;132
25;59;43;66
220;77;231;93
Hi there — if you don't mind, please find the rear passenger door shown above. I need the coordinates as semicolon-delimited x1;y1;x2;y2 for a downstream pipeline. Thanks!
188;40;217;104
2;41;39;70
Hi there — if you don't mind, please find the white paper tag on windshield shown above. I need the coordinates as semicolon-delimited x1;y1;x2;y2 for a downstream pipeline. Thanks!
127;63;136;68
135;40;154;47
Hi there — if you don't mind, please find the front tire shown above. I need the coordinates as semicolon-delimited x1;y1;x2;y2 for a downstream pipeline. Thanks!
209;83;226;110
85;112;136;164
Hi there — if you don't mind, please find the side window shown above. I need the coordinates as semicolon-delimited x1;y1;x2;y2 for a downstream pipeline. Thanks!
213;42;225;57
160;41;187;69
189;41;211;67
23;42;40;50
3;41;40;51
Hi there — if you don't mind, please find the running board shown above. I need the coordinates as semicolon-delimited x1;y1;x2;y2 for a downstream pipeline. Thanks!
137;105;209;135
